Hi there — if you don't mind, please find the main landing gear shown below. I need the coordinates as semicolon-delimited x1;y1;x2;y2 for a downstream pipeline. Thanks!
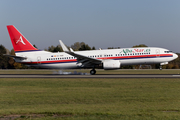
159;65;162;70
90;69;96;75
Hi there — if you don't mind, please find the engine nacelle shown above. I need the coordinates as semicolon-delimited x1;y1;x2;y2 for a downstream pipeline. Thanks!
160;62;168;65
103;60;121;70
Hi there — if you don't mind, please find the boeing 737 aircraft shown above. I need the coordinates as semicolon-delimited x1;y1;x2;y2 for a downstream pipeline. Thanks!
5;25;178;75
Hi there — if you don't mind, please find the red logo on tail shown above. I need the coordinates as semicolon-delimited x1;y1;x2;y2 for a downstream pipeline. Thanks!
16;36;26;45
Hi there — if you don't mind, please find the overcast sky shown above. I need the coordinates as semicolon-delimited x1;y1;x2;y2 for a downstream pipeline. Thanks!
1;0;180;52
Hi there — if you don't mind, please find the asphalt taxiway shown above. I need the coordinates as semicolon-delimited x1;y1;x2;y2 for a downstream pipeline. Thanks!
0;74;180;78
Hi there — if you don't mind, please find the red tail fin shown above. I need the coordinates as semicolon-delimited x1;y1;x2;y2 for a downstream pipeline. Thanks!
7;25;38;52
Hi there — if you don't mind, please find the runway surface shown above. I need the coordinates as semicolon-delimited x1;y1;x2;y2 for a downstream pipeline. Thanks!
1;74;180;78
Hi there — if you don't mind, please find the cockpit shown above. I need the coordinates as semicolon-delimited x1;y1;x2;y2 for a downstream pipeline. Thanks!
164;51;172;53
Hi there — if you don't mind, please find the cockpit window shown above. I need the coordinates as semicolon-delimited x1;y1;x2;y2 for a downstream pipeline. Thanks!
164;51;172;53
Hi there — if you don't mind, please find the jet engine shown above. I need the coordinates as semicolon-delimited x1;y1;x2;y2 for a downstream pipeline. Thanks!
103;60;121;70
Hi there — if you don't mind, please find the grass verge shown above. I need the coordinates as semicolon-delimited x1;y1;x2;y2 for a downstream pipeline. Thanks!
0;78;180;119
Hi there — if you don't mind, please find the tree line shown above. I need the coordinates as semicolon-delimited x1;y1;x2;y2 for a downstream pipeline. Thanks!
0;42;179;69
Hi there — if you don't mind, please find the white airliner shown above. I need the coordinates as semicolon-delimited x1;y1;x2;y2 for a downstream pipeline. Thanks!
5;25;178;75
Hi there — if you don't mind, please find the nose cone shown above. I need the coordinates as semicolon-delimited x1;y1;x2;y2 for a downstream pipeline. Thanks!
173;53;178;59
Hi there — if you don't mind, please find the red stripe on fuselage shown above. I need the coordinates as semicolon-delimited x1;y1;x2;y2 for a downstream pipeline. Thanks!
21;59;77;65
20;54;173;65
100;54;173;60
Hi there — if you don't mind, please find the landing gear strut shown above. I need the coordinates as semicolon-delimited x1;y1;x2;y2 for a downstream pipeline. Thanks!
90;69;96;75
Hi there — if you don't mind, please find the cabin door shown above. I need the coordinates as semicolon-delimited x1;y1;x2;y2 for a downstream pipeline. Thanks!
37;56;41;64
156;49;160;57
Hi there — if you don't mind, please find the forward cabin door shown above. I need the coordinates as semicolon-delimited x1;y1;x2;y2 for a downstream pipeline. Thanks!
156;49;160;57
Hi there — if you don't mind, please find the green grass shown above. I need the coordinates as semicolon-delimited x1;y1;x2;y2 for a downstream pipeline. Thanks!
96;69;180;74
0;78;180;119
0;69;180;74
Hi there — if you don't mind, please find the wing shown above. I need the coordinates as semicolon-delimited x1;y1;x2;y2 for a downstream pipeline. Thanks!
65;51;102;67
59;40;102;67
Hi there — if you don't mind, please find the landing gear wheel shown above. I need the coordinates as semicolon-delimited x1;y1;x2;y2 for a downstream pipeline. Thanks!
90;69;96;75
159;66;162;70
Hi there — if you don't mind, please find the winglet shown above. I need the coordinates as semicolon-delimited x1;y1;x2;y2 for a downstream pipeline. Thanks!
59;40;69;52
70;48;74;52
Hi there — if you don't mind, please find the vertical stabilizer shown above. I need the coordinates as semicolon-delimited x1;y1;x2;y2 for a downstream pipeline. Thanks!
7;25;38;52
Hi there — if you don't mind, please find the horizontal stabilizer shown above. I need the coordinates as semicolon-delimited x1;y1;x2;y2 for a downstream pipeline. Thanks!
3;54;27;59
